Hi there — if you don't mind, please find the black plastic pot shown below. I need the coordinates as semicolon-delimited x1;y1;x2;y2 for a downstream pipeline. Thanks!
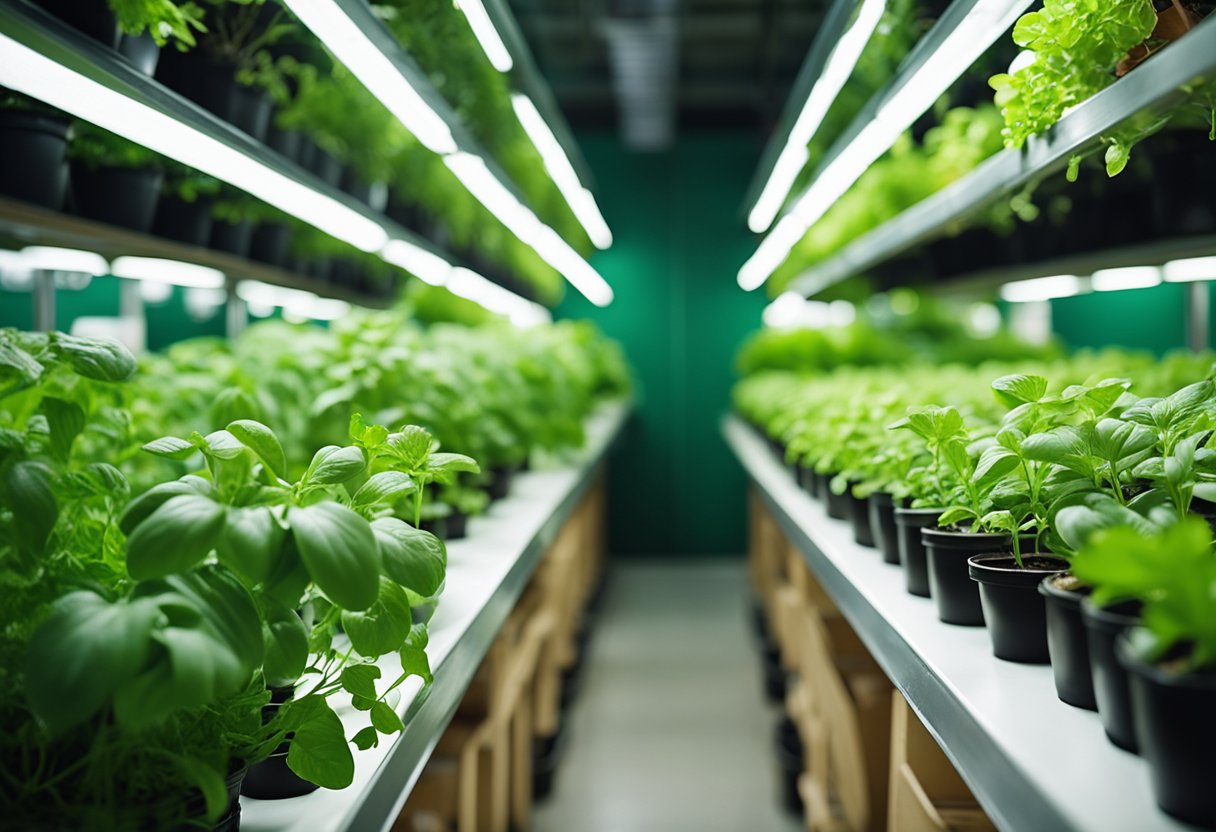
0;109;71;210
808;470;826;501
868;493;900;565
847;488;875;548
1083;598;1143;752
1040;576;1097;710
117;32;160;76
1118;633;1216;827
419;516;446;539
488;466;514;502
250;222;292;268
923;529;1019;626
152;195;214;247
775;716;804;814
796;465;815;496
824;476;850;520
894;508;942;597
70;165;162;233
176;764;246;832
969;554;1068;663
157;51;271;140
241;750;320;800
266;119;303;162
210;218;253;259
308;148;343;187
446;509;468;541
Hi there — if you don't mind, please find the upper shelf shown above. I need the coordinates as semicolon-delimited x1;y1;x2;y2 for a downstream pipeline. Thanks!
785;14;1216;298
724;414;1197;832
240;402;628;832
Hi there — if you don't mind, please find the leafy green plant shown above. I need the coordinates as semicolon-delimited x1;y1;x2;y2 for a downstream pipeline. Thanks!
109;0;207;49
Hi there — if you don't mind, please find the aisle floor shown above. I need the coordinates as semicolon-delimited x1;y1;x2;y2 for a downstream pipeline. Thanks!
533;560;803;832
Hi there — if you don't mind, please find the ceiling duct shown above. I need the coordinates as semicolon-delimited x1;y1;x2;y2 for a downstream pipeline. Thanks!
602;0;678;151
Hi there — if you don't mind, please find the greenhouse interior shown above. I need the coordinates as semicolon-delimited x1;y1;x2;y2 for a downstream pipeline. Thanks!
2;0;1216;830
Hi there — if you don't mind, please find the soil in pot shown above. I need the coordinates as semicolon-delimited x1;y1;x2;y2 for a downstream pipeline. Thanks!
153;195;214;247
70;165;162;233
0;109;72;210
847;487;875;548
210;218;253;259
1040;574;1097;709
868;492;901;565
1118;634;1216;827
923;529;1027;626
895;508;942;597
969;554;1068;663
1083;597;1144;752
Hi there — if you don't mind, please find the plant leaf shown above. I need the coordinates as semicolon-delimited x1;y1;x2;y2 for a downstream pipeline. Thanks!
288;502;380;611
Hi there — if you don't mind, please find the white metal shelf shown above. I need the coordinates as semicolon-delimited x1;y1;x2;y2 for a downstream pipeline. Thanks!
786;15;1216;298
723;414;1202;832
241;401;629;832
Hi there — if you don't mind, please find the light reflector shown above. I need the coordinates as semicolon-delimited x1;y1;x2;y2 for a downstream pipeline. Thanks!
1000;274;1085;303
20;246;108;275
1164;256;1216;283
111;256;225;289
1091;266;1161;292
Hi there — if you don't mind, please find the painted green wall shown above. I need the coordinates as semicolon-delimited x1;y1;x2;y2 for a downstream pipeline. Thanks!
557;131;767;557
1050;282;1190;354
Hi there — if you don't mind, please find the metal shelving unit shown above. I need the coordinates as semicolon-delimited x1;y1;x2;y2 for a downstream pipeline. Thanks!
785;14;1216;298
724;414;1198;832
241;402;628;832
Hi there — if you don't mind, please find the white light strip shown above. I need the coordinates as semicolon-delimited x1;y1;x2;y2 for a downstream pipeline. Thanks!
1000;274;1086;303
0;35;389;253
455;0;514;72
282;0;458;154
235;280;352;321
447;267;551;327
1091;266;1161;292
110;256;225;289
739;0;1026;291
381;240;453;286
748;0;887;233
511;94;612;249
20;246;109;275
444;152;614;305
1164;256;1216;283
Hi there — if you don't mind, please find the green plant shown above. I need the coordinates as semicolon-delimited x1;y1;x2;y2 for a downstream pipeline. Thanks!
108;0;207;49
68;123;159;170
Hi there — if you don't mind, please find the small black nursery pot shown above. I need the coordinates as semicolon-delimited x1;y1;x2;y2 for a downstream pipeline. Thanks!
846;486;875;548
968;554;1068;663
1118;632;1216;827
0;109;72;210
1082;597;1143;752
824;476;850;520
152;195;214;247
868;492;900;565
894;508;942;597
1039;575;1097;710
922;529;1003;625
70;165;163;232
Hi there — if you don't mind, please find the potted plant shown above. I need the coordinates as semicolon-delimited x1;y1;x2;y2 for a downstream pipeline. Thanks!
153;161;220;247
67;122;163;232
0;89;72;210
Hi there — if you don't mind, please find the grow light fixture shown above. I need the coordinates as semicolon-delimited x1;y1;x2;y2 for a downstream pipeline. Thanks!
738;0;1030;292
444;153;614;306
1164;256;1216;283
511;94;613;249
20;246;108;275
235;281;351;322
1091;266;1161;292
0;35;390;253
381;240;453;286
455;0;514;72
748;0;887;234
999;274;1085;303
447;267;551;327
110;257;226;290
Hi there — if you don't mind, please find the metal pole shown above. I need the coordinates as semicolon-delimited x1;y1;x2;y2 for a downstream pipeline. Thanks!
32;271;55;331
225;282;246;340
1186;280;1210;353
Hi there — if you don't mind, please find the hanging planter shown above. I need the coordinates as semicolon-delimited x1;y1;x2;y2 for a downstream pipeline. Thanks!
0;104;71;210
1039;575;1097;709
969;554;1068;663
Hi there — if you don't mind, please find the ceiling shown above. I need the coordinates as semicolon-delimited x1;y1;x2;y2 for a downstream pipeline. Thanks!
506;0;828;148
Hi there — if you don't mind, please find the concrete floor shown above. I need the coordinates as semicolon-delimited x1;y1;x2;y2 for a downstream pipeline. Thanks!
533;560;804;832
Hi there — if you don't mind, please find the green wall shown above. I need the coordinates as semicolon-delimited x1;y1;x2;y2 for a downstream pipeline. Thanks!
557;131;767;557
1050;282;1190;354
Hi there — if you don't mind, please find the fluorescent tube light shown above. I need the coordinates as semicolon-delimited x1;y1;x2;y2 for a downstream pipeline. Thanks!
455;0;514;72
20;246;109;275
281;0;458;155
235;280;351;322
748;0;887;233
447;267;551;327
445;152;614;306
110;256;225;289
0;35;389;253
511;94;612;249
1091;266;1161;292
739;0;1029;291
1164;256;1216;283
380;240;453;286
1000;274;1085;303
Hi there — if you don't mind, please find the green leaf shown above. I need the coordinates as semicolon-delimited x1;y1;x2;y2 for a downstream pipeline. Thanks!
202;430;245;460
3;460;57;555
284;697;355;789
387;426;434;468
25;591;159;734
126;494;226;580
342;577;412;657
352;726;379;751
351;471;416;509
119;477;212;535
371;517;447;597
142;435;197;460
399;623;432;685
263;600;309;688
305;445;367;485
42;397;85;462
288;502;380;611
340;663;382;700
216;505;285;585
227;419;287;478
428;453;481;475
176;757;228;822
371;700;403;734
51;333;136;382
992;374;1048;409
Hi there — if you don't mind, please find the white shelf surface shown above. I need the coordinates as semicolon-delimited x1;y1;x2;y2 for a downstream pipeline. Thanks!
241;401;628;832
723;414;1200;832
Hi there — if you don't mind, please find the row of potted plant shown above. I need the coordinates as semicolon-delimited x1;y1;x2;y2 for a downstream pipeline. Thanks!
734;349;1216;825
0;311;630;828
